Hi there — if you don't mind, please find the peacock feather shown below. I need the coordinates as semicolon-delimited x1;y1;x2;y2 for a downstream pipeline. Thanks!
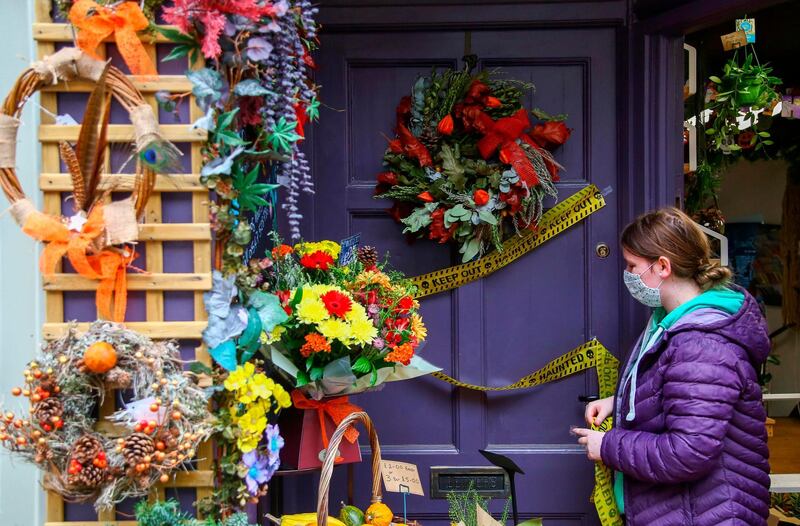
139;139;183;174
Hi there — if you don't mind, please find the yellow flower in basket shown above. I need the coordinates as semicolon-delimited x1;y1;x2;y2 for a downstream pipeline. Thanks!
280;513;346;526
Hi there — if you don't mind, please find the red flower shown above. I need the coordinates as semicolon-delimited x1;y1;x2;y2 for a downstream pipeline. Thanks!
485;96;502;108
437;114;454;135
417;191;435;203
428;208;456;244
321;290;353;317
396;296;414;314
366;290;379;305
473;189;490;206
300;251;334;271
385;331;403;345
529;121;572;150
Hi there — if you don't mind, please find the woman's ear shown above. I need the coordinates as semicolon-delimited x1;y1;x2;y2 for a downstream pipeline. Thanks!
656;256;672;279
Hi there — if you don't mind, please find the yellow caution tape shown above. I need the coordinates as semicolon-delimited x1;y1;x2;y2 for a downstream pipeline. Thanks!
411;184;606;299
432;339;623;526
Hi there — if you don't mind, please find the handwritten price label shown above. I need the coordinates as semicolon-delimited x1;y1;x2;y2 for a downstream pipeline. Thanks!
380;460;424;496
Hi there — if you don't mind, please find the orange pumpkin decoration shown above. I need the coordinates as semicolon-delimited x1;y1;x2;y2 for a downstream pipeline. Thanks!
83;342;118;373
366;503;392;526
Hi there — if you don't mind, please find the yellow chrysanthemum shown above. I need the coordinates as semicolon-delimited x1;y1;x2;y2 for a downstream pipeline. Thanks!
260;325;286;345
296;296;329;324
223;362;256;392
349;317;378;345
237;433;261;453
310;283;336;296
318;318;351;343
295;240;341;259
411;313;427;342
344;301;368;323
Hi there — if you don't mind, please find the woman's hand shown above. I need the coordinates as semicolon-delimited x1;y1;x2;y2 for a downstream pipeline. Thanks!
572;428;604;461
585;395;615;427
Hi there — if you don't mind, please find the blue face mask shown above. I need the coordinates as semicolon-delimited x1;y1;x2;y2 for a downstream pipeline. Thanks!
623;262;664;308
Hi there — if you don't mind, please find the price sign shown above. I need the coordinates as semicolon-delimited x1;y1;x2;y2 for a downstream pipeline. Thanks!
339;234;361;266
380;460;424;496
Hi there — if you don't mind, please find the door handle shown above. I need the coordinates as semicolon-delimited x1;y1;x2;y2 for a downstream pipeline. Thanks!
578;395;599;403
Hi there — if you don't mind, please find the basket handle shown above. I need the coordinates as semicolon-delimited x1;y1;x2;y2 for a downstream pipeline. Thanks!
316;411;382;526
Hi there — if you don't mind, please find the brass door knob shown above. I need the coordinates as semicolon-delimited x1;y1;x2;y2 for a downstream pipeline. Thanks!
596;243;610;258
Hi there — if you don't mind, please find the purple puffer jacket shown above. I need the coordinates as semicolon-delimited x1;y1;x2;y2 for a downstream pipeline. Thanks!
600;289;771;526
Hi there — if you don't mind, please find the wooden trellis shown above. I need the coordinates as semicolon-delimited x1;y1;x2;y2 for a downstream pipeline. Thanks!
32;1;214;524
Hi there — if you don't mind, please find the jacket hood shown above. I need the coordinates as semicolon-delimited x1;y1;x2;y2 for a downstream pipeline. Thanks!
668;285;771;366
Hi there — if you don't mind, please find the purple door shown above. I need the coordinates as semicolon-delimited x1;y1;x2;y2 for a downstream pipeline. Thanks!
282;22;622;526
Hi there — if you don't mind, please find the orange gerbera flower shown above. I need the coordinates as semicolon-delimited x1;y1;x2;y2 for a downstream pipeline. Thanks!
385;343;415;366
300;333;331;358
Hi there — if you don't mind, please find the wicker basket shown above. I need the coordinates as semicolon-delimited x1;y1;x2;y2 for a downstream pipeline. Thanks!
316;411;384;526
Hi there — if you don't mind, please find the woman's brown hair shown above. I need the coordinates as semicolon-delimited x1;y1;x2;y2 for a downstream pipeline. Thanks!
621;207;733;290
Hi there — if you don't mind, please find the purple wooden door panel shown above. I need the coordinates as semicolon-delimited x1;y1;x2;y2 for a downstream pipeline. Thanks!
283;26;620;526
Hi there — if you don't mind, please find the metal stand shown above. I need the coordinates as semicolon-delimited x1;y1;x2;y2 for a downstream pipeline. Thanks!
479;450;525;526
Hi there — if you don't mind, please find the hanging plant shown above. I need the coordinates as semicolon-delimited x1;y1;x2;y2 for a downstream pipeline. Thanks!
706;48;782;153
158;0;321;273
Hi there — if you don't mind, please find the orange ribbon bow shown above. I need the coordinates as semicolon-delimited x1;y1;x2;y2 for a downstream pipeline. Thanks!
22;204;134;322
69;0;157;76
291;390;362;452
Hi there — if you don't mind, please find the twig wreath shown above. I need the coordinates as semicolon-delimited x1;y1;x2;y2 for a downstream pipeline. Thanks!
0;322;212;509
0;47;179;321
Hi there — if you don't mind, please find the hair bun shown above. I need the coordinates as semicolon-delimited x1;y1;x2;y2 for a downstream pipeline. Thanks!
694;260;733;290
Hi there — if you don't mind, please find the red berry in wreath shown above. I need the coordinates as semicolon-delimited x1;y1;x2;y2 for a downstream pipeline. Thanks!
473;189;490;206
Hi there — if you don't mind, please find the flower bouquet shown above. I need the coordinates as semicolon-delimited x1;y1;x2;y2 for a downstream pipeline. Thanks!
244;238;438;399
375;67;572;262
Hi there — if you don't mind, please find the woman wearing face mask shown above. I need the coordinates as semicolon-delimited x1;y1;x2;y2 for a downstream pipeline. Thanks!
572;207;771;526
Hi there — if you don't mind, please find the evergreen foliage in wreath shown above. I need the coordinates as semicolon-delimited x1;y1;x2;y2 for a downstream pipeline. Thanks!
375;66;572;262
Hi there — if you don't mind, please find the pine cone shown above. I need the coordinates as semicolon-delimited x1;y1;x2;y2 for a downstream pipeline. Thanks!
68;463;105;488
33;397;63;425
122;432;155;467
105;367;132;389
418;127;440;151
357;246;378;268
70;434;103;464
